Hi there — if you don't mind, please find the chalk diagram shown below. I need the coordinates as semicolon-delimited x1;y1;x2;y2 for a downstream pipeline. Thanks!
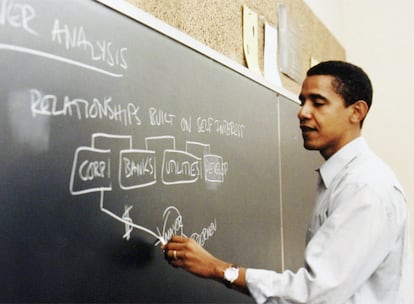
69;133;229;244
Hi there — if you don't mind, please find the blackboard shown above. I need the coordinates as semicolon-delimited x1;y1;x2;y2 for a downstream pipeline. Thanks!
278;96;323;271
0;0;320;302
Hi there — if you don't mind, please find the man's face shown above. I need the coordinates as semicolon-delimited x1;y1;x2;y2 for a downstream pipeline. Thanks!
298;75;355;159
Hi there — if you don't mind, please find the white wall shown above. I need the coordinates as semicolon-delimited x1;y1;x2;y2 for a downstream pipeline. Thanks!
303;0;414;271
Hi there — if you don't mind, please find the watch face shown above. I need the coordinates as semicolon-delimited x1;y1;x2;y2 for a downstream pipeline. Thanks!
224;267;238;282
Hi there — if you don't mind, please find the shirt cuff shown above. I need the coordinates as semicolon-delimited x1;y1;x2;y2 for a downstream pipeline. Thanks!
246;268;282;304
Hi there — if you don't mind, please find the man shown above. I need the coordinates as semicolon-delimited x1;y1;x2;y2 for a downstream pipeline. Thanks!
162;61;414;303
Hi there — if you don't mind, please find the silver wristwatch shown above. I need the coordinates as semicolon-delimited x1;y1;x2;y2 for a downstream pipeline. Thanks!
223;265;239;287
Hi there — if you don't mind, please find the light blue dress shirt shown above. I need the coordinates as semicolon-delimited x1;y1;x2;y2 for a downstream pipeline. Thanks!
246;137;414;303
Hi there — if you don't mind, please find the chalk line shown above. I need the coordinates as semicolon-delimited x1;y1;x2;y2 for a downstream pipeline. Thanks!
0;43;124;78
99;190;166;245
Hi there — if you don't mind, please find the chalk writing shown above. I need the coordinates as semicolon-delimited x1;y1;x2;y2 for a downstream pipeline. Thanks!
190;219;217;247
0;0;38;36
51;19;128;70
0;0;246;248
0;2;127;77
26;87;248;137
78;159;110;182
204;155;229;182
180;116;192;133
122;153;155;179
196;116;245;138
122;205;134;241
2;0;247;257
30;89;141;126
70;147;112;195
99;191;165;245
160;206;185;242
146;109;246;139
70;133;229;194
162;150;202;185
158;206;217;246
149;107;176;126
69;133;223;245
120;149;156;190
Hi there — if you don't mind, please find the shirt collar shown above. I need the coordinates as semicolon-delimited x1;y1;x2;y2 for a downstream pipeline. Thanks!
318;137;368;189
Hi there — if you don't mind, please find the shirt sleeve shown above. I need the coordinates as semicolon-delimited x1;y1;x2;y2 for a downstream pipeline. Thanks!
245;183;406;304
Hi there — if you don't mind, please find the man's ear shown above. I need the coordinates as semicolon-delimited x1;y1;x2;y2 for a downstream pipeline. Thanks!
350;100;369;124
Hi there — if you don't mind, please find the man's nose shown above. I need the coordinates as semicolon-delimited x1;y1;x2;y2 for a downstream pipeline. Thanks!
298;102;311;120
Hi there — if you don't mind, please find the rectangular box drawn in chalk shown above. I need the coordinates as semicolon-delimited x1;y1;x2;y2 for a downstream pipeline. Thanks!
162;149;202;185
185;141;211;157
119;149;157;189
70;147;112;195
204;154;228;182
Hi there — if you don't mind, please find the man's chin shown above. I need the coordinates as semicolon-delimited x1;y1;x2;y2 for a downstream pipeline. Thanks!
303;142;318;151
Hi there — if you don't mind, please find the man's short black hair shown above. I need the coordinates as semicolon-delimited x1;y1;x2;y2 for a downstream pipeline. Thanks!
307;61;373;110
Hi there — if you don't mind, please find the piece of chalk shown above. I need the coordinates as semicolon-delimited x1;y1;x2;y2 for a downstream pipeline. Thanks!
154;237;167;247
159;237;167;245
